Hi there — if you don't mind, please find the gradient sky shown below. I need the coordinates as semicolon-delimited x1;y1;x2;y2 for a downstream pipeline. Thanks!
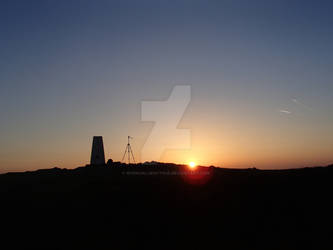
1;0;333;173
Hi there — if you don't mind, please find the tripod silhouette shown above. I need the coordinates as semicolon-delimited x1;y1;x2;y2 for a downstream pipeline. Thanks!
122;136;135;164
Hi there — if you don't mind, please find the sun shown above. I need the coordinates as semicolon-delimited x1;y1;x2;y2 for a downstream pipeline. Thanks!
188;161;197;169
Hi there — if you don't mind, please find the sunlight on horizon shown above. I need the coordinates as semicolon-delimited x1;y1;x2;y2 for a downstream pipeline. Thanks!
188;161;197;169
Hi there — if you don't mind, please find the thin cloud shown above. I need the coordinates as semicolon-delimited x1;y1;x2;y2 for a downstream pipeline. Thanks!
279;109;292;114
292;98;312;111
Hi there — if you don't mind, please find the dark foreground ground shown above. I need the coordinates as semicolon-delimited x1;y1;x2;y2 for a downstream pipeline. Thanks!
1;163;332;250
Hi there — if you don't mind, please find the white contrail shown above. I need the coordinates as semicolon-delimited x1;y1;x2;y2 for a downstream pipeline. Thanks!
279;109;292;114
292;98;312;111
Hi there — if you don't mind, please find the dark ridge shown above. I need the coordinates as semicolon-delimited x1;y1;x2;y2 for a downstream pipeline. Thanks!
1;163;332;250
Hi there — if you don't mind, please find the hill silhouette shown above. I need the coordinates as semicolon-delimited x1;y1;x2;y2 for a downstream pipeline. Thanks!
1;163;332;250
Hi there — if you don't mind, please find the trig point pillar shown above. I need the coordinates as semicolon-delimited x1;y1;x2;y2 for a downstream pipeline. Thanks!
90;136;105;166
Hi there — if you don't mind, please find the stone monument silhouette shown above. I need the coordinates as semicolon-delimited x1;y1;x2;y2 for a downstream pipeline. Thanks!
90;136;105;166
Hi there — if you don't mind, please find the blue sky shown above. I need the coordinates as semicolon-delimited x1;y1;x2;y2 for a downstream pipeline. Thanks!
1;0;333;172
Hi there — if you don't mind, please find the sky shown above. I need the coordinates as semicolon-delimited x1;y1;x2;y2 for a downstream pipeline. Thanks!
1;0;333;172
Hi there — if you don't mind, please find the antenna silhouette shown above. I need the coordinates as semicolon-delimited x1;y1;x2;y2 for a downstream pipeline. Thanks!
122;136;136;164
